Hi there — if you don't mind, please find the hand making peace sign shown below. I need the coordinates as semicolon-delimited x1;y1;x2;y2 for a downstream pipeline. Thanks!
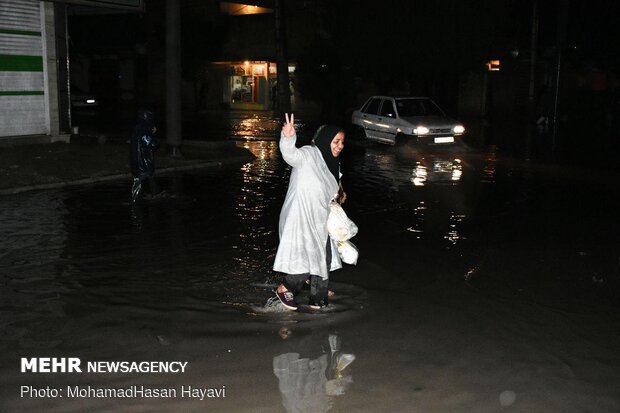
282;113;295;138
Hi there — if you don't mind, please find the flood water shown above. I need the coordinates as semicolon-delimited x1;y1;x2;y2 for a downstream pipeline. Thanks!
1;131;620;412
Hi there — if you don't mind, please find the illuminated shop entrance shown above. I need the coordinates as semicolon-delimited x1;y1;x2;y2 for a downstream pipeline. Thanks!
217;61;295;110
230;61;264;104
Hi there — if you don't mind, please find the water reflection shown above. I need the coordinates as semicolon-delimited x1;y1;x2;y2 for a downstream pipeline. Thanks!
444;212;467;245
405;154;468;245
406;200;427;238
411;157;463;186
227;113;321;143
231;141;283;280
273;334;355;413
481;147;498;184
0;139;498;331
348;145;475;246
232;115;281;139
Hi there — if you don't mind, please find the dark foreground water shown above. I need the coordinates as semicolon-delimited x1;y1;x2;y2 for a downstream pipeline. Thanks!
1;136;619;412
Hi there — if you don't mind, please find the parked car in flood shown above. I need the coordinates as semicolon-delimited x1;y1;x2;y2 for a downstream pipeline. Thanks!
351;96;465;145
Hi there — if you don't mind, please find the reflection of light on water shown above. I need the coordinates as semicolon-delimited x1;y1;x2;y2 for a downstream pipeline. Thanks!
451;159;463;181
233;115;280;138
481;149;497;183
411;158;462;186
236;117;261;137
411;162;427;186
444;212;467;245
239;140;279;160
374;151;395;170
232;141;281;276
464;265;479;281
406;201;426;238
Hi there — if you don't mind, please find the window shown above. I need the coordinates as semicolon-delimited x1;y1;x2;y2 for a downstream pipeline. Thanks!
364;98;381;115
231;76;253;103
360;98;372;113
396;99;445;117
380;100;395;117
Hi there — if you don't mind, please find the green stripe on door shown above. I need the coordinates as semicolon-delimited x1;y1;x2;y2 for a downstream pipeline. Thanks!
0;28;42;36
0;91;44;96
0;55;43;71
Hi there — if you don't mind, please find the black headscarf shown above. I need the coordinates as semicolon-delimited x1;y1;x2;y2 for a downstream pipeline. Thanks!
312;124;343;185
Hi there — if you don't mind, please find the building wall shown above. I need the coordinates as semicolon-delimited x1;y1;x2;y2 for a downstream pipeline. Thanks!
219;9;318;61
41;1;61;136
0;0;67;140
0;0;47;137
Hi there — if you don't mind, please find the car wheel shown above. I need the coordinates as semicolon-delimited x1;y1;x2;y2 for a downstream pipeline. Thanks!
394;133;407;146
395;133;417;147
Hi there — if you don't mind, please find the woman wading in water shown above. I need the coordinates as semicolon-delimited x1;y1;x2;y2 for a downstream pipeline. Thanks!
273;113;346;310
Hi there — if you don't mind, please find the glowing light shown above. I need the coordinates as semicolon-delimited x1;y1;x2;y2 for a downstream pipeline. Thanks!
411;163;427;186
414;126;429;135
486;59;500;71
221;2;273;15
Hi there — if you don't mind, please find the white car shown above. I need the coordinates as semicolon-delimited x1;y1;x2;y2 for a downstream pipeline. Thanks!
351;96;465;145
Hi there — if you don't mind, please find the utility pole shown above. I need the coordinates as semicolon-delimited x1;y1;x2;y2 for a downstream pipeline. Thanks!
166;0;182;158
274;0;291;116
526;0;538;159
552;0;569;153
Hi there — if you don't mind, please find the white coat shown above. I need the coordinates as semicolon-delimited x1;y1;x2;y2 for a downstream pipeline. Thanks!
273;132;342;279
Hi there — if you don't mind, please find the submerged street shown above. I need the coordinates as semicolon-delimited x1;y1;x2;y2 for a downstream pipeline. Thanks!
1;130;620;412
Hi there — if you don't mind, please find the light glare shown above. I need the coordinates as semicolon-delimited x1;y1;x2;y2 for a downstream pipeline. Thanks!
415;126;429;135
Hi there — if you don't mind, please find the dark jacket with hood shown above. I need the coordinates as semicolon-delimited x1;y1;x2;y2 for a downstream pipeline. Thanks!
130;108;159;178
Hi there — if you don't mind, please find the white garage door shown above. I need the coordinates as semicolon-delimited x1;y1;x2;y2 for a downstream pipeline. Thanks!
0;0;46;137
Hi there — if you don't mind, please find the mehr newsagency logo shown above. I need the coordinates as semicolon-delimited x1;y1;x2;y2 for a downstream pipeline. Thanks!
21;357;188;373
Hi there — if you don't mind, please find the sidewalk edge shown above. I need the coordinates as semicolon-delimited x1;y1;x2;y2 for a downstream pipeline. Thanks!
0;156;253;196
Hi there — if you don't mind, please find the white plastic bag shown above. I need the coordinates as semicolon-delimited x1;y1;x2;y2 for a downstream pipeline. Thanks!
337;240;359;265
327;202;358;242
327;201;359;265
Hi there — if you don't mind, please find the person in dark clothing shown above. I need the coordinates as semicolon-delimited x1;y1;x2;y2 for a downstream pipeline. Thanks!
130;108;160;202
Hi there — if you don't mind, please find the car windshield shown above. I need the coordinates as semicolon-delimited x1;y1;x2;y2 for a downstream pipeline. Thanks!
395;99;445;117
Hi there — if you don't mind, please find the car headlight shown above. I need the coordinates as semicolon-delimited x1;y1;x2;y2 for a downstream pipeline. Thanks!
414;126;429;135
453;125;465;134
